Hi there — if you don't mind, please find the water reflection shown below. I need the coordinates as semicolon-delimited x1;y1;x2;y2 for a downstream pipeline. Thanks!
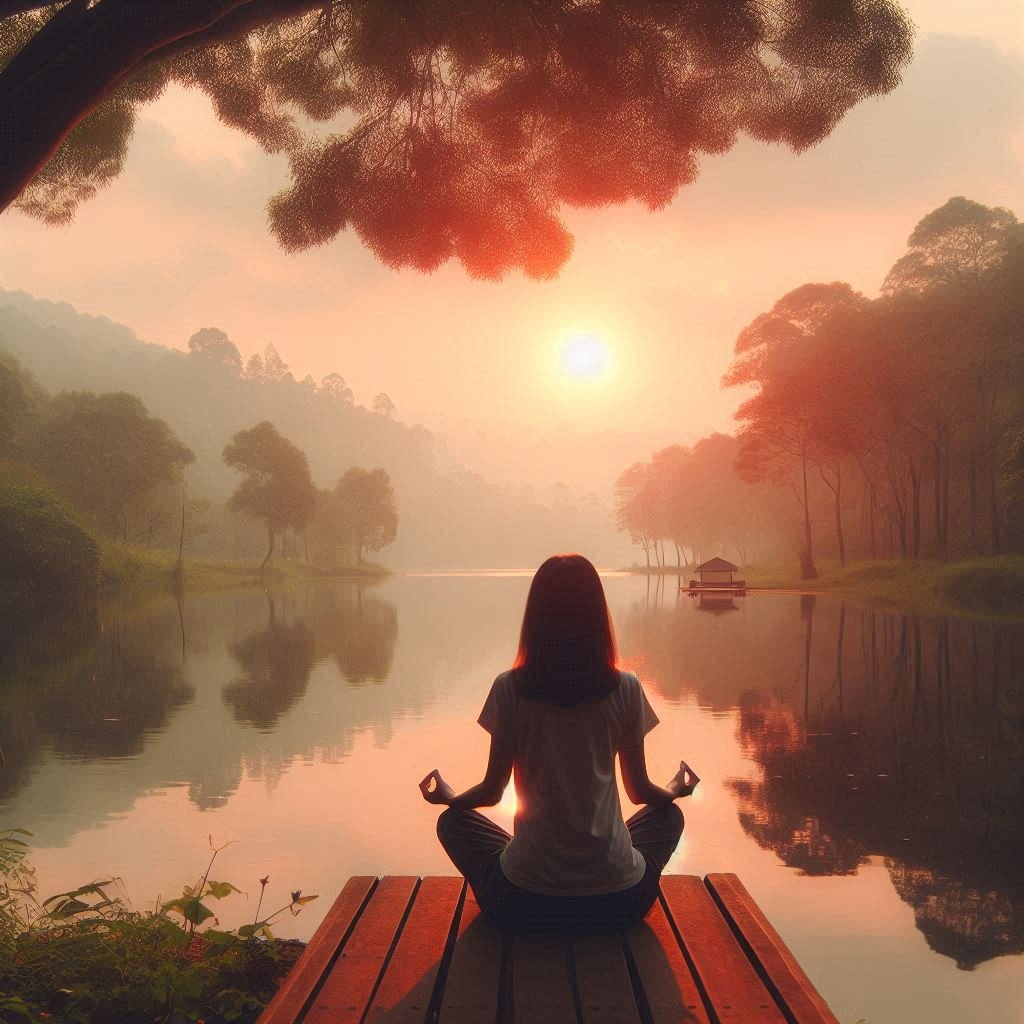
630;596;1024;972
1;576;1021;995
223;593;316;730
0;608;193;802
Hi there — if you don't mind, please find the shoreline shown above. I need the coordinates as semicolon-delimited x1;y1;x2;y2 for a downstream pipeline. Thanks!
622;557;1024;620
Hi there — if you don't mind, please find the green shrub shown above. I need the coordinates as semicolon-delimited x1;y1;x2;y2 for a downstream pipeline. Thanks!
0;463;100;612
0;831;315;1024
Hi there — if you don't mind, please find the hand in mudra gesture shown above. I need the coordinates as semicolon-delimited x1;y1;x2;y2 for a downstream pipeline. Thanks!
667;760;700;799
418;769;456;806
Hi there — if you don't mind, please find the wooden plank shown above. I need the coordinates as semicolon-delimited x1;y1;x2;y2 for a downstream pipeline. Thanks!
625;899;710;1024
438;889;503;1024
259;875;376;1024
512;933;577;1023
660;876;786;1023
705;874;839;1024
364;876;464;1024
304;876;418;1024
572;932;640;1024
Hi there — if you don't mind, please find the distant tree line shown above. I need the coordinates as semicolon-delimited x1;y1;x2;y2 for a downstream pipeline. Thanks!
617;197;1024;575
188;328;395;416
614;433;788;569
0;346;399;594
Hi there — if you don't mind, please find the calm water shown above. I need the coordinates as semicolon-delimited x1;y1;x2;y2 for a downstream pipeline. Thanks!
1;575;1021;1023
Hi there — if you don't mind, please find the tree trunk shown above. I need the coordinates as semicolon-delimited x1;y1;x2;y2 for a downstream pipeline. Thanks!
800;452;817;579
910;462;922;560
176;483;186;566
831;464;846;568
260;526;275;574
967;448;978;549
868;483;877;560
988;455;1001;554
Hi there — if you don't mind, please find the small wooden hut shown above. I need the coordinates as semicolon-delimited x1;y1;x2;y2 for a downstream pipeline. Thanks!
687;557;746;593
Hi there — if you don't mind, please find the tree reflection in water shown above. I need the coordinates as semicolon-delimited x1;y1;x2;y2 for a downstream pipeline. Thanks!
222;583;400;732
726;604;1024;971
0;606;193;799
222;592;316;730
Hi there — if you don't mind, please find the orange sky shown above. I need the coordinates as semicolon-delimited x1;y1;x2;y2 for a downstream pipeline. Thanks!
1;2;1022;495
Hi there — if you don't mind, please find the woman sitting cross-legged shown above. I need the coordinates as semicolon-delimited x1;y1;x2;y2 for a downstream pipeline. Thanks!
418;553;699;932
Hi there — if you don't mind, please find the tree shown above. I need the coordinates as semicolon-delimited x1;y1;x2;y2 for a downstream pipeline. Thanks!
243;352;265;381
884;197;1023;554
36;390;194;539
614;461;657;569
372;392;395;418
308;487;353;566
262;342;289;382
186;327;242;371
1;2;912;278
320;372;353;403
222;420;316;572
333;467;397;563
0;349;46;457
1002;430;1024;548
883;197;1019;295
725;283;868;577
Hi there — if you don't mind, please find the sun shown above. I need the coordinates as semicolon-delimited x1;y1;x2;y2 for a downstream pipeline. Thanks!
560;334;609;380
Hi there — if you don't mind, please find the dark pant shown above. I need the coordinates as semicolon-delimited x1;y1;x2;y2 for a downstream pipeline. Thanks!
436;803;683;931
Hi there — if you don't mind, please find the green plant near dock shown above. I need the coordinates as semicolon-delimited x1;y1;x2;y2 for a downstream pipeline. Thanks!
0;830;316;1024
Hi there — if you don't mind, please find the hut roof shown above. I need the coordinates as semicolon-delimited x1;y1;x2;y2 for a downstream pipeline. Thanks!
696;556;739;572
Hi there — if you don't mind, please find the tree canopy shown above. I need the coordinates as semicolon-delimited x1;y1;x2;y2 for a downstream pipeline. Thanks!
334;466;397;562
1;0;913;279
35;390;194;539
187;327;243;371
724;197;1024;569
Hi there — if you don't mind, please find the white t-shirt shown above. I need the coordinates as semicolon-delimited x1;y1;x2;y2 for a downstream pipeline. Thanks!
478;668;659;896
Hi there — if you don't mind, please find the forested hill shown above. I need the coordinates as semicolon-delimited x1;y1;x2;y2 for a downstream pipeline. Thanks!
0;289;629;570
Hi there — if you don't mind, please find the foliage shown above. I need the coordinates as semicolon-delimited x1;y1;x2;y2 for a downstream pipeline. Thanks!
320;373;353;403
223;422;316;570
333;467;398;562
0;352;46;459
1002;430;1024;543
0;463;100;612
0;832;316;1024
2;2;912;277
371;392;395;417
187;328;243;372
34;391;194;540
614;435;787;569
722;197;1024;568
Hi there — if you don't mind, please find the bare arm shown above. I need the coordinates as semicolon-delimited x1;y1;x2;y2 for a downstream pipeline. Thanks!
620;743;699;806
419;736;514;810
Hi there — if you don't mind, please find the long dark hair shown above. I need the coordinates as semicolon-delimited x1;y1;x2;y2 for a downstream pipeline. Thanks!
513;554;619;706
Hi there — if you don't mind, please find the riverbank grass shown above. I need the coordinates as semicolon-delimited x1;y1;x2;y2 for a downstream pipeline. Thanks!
99;542;390;595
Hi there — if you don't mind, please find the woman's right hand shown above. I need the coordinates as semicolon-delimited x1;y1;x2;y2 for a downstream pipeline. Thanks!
667;760;700;798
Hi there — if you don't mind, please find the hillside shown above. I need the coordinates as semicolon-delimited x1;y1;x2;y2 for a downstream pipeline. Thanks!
0;289;630;570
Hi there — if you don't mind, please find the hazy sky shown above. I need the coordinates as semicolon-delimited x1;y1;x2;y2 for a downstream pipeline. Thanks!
1;2;1022;495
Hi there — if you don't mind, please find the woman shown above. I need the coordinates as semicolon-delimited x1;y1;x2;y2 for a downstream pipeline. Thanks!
419;553;698;931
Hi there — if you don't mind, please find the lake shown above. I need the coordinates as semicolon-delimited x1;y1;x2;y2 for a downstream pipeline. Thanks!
0;574;1021;1023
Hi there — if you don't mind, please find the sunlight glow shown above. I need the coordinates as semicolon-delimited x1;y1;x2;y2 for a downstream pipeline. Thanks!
560;334;609;380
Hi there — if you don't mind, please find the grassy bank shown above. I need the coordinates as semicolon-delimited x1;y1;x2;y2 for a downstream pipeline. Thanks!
98;542;390;596
748;557;1024;618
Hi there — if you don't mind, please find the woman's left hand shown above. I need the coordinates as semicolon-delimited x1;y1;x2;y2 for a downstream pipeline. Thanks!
419;769;456;806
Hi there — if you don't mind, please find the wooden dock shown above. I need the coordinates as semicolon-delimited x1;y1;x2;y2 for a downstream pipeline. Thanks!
259;873;838;1023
